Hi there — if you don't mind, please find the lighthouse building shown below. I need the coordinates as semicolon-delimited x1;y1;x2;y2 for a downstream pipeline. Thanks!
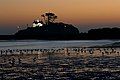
32;20;43;27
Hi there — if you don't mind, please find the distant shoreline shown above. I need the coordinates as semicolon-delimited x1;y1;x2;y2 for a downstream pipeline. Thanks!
0;35;120;40
1;27;120;40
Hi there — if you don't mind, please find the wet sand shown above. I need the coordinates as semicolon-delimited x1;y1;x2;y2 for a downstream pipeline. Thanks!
0;47;120;80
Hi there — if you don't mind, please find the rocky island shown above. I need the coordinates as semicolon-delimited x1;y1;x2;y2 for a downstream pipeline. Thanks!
1;12;120;40
15;12;79;40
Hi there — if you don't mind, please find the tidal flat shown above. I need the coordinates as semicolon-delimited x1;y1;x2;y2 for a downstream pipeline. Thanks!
0;47;120;80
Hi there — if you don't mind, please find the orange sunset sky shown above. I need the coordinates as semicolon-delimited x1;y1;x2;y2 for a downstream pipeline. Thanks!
0;0;120;34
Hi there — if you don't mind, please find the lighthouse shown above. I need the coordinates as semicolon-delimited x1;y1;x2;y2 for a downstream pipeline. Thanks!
32;20;43;27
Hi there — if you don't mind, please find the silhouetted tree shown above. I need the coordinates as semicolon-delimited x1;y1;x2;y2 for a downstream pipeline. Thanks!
41;12;57;25
87;27;120;39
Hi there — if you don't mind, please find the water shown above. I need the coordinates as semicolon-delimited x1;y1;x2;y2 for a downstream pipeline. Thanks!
0;40;119;49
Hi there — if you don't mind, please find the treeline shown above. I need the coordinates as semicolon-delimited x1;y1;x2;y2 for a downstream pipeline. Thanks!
0;27;120;40
79;27;120;40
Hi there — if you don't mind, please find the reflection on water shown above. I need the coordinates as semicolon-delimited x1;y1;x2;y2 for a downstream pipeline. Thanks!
0;47;120;79
0;40;119;49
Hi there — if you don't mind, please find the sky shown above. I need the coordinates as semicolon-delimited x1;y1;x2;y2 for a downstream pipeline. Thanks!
0;0;120;35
